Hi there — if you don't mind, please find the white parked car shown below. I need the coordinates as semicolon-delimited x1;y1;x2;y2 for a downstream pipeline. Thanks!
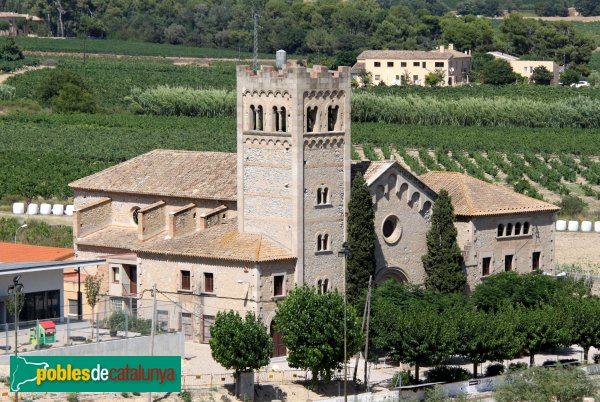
570;81;590;88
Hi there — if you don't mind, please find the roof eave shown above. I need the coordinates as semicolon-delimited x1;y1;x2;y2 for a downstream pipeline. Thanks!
69;186;237;202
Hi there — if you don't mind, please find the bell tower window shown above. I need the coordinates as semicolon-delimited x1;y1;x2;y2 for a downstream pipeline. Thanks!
257;105;264;131
327;105;339;131
249;105;256;130
280;107;287;132
272;107;287;132
316;185;330;206
307;106;318;133
316;233;330;252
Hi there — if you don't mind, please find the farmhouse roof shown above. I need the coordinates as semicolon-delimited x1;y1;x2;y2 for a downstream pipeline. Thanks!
356;49;471;61
69;150;237;201
0;243;74;263
76;219;292;263
419;171;560;217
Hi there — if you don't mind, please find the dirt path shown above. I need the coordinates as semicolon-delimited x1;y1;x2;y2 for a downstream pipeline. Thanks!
0;65;51;84
24;50;273;65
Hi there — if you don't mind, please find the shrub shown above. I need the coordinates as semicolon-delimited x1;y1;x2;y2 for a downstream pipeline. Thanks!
543;359;558;367
425;366;471;383
560;69;580;86
485;363;505;377
0;38;24;62
51;83;96;113
507;362;528;372
121;392;130;398
391;370;417;387
66;393;79;402
559;195;587;217
179;390;192;402
0;84;15;101
128;86;235;117
164;24;187;45
480;59;516;85
38;69;88;104
532;66;553;85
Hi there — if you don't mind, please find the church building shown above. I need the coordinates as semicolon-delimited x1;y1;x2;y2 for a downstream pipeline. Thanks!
69;61;559;350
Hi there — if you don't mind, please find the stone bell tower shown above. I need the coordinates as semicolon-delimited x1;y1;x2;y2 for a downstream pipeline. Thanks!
236;62;351;290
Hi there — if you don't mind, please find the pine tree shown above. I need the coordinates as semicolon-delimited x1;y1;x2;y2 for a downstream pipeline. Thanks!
346;173;376;305
422;189;466;293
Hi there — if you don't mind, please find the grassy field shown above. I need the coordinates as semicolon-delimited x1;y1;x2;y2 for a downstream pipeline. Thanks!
6;58;237;108
591;51;600;72
13;37;273;59
572;21;600;47
0;111;599;199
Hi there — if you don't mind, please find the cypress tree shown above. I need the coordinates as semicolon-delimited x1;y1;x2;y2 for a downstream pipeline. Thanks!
422;189;466;293
346;172;376;305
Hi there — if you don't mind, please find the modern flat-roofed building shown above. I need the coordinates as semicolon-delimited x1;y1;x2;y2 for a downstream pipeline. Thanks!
487;52;560;85
352;44;472;86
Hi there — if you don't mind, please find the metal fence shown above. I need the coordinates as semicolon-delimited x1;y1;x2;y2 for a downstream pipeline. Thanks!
0;296;182;354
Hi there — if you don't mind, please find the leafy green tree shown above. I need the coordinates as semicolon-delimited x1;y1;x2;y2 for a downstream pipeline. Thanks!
588;71;600;86
480;58;516;85
566;296;600;363
346;173;376;305
210;311;271;396
559;195;587;217
495;365;597;402
574;0;600;16
6;291;25;321
458;304;523;377
372;294;459;382
424;69;445;86
422;189;466;294
274;286;362;387
439;15;494;52
560;69;581;86
531;66;553;85
85;274;102;338
39;69;87;103
516;304;573;366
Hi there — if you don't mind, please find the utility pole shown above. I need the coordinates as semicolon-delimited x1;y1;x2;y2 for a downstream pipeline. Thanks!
363;277;372;388
147;284;157;402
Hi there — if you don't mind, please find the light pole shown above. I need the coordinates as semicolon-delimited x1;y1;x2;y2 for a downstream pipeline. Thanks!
13;223;27;243
8;275;23;402
338;241;350;402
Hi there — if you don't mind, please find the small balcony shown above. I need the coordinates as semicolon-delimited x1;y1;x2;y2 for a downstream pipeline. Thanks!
122;282;137;297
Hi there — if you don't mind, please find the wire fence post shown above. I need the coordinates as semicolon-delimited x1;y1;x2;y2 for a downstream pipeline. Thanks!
125;311;129;339
35;319;40;350
96;312;100;343
4;323;8;355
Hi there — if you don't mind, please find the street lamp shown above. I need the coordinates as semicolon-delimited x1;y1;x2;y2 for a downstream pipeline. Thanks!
338;241;350;402
8;275;23;402
13;223;27;243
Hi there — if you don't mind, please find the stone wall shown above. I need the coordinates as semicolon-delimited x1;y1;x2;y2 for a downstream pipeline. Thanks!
465;212;556;290
138;201;166;240
169;203;196;237
370;165;435;285
74;197;111;238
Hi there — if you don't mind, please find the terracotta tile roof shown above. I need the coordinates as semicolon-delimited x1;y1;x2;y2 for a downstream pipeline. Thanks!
135;219;292;262
76;220;292;263
419;171;560;217
0;243;74;263
356;49;471;61
351;161;392;182
70;150;237;201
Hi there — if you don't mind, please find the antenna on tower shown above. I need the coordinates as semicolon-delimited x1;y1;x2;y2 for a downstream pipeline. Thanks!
252;7;259;72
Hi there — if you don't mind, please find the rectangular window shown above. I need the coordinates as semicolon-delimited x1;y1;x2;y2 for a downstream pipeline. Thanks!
157;310;169;331
504;255;513;272
68;299;78;316
274;275;284;297
435;62;444;68
413;62;420;67
374;75;381;80
387;61;394;67
524;67;528;72
413;75;419;82
180;270;191;291
532;252;541;271
202;315;215;343
395;75;400;80
401;62;407;67
422;62;427;68
112;266;119;283
374;61;381;67
482;257;491;276
204;272;214;293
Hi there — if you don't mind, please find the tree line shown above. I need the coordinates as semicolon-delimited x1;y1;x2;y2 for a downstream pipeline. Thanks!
0;1;595;69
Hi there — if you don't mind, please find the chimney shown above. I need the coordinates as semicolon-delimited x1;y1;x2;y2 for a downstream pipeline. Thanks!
439;45;445;53
449;43;454;51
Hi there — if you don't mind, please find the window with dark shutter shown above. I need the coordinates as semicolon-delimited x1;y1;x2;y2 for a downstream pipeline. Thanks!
274;275;284;296
181;270;191;290
204;272;214;293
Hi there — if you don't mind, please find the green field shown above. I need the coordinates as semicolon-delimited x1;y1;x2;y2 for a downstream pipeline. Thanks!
591;51;600;72
1;112;599;199
13;37;273;59
6;58;238;108
572;21;600;48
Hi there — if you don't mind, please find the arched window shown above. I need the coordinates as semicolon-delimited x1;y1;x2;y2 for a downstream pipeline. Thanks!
249;105;256;130
273;106;279;132
399;183;408;201
497;224;504;237
317;234;323;251
506;223;513;236
523;222;530;235
280;107;287;132
322;279;329;293
327;105;339;131
317;279;323;294
322;234;329;251
316;185;329;205
257;105;264;131
515;222;522;235
307;106;318;132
